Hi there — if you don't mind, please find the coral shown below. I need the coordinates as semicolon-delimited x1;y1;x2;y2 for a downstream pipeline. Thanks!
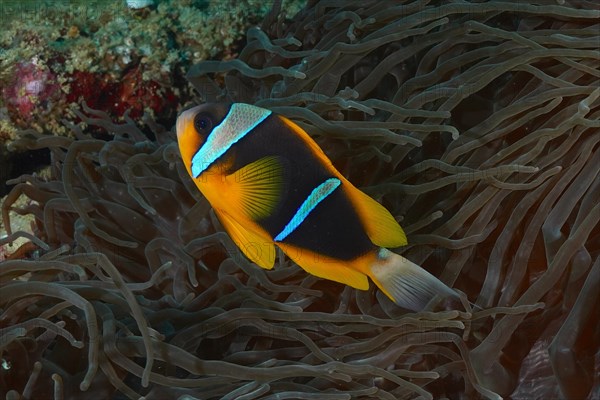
111;66;179;119
64;67;178;120
0;0;303;138
2;60;60;124
126;0;155;10
1;0;599;399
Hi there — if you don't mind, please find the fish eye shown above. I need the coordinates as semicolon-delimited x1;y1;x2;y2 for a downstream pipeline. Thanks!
193;113;213;135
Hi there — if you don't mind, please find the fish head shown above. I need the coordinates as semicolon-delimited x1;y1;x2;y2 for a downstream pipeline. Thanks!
175;103;230;176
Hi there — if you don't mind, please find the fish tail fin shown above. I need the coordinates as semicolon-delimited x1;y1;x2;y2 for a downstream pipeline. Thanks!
369;248;457;311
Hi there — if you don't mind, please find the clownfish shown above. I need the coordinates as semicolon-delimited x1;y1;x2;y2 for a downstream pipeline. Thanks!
176;103;456;311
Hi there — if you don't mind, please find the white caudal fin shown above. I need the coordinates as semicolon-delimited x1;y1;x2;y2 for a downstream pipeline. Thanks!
369;248;457;311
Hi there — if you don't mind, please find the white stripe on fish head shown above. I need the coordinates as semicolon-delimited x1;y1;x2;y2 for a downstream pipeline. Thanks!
191;103;272;178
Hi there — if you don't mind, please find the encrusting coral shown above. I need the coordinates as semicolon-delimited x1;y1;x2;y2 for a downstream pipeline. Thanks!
0;0;303;138
1;0;599;399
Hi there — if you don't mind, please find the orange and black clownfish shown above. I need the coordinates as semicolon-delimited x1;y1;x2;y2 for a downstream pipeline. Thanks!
176;103;456;311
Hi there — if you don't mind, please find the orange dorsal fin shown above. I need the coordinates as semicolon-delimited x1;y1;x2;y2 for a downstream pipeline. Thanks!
280;115;406;248
279;116;335;168
214;208;275;269
343;184;407;248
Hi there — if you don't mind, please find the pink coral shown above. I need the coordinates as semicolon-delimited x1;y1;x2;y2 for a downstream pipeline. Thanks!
2;59;60;122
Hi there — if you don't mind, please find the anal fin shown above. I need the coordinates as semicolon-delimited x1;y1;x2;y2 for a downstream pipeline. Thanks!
277;242;370;290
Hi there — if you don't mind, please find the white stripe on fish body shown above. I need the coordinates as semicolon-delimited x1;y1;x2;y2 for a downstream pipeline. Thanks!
274;178;341;242
191;103;272;178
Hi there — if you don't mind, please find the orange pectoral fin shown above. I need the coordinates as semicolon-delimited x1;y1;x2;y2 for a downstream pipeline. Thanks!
224;156;285;220
343;183;407;248
214;208;276;270
276;242;370;290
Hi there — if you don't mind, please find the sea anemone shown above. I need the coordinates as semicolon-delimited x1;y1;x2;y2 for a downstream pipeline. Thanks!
1;1;599;399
